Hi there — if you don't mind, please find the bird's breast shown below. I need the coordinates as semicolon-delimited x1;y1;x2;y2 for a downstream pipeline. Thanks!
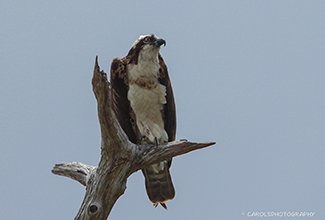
127;60;168;143
127;59;160;84
127;74;168;143
127;82;168;143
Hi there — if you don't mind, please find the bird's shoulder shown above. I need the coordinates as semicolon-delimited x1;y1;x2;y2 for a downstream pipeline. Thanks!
110;57;129;83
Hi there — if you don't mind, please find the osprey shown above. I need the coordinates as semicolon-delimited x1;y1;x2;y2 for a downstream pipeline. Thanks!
110;34;176;209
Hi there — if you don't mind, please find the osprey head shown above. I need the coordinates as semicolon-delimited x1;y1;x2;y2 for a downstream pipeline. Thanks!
128;34;166;64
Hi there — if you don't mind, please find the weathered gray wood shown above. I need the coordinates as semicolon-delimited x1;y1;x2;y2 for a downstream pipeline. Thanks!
52;56;215;220
52;162;96;186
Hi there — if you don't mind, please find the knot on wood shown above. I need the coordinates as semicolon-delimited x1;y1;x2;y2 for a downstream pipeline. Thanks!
89;203;100;214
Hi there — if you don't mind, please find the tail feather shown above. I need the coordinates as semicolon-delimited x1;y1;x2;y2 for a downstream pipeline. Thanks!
142;160;175;209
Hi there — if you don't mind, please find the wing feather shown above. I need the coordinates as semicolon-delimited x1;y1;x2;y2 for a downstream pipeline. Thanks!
110;57;138;144
158;53;176;142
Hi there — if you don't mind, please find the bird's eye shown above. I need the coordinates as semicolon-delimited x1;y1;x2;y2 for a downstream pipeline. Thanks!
144;37;150;42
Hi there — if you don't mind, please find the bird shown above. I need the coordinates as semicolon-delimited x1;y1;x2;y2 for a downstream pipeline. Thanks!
110;34;176;209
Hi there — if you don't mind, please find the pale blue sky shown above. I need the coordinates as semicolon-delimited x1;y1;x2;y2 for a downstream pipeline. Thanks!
1;1;324;219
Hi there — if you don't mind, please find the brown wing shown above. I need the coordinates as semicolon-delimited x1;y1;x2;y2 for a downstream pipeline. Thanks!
158;53;176;141
110;57;138;144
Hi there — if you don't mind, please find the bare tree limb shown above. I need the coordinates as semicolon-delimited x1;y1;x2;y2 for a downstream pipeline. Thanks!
130;140;215;172
52;56;216;220
52;162;96;186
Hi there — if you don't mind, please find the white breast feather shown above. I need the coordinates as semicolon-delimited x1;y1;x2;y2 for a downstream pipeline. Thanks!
127;54;168;144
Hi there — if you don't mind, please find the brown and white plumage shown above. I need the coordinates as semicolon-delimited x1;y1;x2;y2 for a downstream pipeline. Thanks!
110;34;176;209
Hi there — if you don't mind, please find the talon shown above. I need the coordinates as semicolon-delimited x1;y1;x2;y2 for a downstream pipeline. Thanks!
154;137;158;146
140;135;147;143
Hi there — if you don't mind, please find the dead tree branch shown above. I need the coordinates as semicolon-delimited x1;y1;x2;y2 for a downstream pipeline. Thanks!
52;56;215;220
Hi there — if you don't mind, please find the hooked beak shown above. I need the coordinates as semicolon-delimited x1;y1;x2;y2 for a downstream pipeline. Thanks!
151;38;166;47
